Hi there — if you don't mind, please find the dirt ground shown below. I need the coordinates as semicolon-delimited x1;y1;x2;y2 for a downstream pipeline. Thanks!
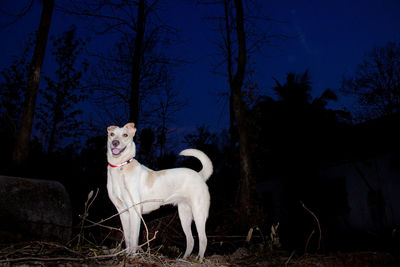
1;242;399;266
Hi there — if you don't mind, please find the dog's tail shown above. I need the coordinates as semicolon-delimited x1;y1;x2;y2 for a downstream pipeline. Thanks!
179;149;213;181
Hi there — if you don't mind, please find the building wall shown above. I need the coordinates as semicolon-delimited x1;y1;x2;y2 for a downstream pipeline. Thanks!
320;153;400;232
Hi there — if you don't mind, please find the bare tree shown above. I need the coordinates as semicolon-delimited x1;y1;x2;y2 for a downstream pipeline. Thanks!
341;42;400;121
0;36;33;135
35;26;88;153
129;0;145;124
12;0;55;165
230;0;256;228
0;1;34;29
150;68;186;157
214;0;255;228
61;0;179;126
0;36;34;161
204;0;282;227
92;28;173;126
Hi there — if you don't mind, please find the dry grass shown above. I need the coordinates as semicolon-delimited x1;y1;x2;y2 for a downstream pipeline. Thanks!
1;239;399;266
1;192;399;266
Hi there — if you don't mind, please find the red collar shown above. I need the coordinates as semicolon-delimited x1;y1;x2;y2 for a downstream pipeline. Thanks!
108;157;135;168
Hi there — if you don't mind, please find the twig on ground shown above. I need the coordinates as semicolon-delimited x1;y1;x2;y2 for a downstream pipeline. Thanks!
75;188;99;247
285;250;296;266
0;231;159;265
81;198;164;229
304;229;315;254
301;201;322;252
71;190;163;258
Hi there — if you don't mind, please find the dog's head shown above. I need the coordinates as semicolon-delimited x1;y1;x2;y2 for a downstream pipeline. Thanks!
107;122;137;164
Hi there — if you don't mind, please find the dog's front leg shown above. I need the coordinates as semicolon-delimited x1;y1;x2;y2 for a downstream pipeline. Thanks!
127;207;142;254
110;200;132;249
119;210;132;249
107;182;132;250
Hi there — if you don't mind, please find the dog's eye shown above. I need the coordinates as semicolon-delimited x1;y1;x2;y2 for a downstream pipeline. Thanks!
123;133;128;138
110;133;114;137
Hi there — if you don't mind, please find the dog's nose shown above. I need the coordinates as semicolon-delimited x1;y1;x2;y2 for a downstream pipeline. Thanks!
112;140;120;147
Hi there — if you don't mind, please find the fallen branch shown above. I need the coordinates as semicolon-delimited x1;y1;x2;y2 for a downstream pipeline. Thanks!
0;256;84;264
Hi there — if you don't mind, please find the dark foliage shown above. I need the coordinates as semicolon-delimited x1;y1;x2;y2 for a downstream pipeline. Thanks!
342;42;400;121
36;26;88;153
0;35;35;169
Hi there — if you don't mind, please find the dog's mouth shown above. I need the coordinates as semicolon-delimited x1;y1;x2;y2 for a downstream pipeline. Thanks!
111;146;126;156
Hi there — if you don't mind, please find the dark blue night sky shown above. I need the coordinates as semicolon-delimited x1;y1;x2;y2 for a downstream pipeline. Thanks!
1;0;400;138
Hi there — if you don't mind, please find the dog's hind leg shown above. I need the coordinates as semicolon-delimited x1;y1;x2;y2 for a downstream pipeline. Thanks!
178;203;194;259
193;208;208;262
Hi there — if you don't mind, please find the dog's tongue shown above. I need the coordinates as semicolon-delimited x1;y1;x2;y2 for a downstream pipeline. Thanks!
112;148;121;155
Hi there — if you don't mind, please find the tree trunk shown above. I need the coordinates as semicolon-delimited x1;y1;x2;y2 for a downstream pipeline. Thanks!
223;0;236;141
229;0;255;228
129;0;145;124
12;0;55;166
232;90;254;227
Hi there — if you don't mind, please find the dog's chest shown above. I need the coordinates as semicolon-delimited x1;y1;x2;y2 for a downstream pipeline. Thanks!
108;167;141;205
108;167;140;192
111;165;138;177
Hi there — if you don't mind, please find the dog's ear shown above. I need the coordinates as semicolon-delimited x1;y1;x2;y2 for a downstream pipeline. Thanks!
107;125;118;133
124;122;137;137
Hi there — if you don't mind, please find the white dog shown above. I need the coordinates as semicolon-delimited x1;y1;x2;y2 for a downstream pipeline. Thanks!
106;122;213;261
